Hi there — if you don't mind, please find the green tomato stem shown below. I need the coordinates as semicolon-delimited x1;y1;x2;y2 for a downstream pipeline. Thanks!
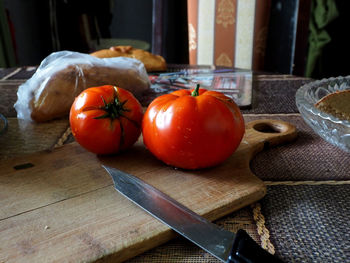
93;87;128;120
191;84;200;97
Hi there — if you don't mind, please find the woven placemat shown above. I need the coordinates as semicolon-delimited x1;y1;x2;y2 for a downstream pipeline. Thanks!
245;114;350;181
261;184;350;263
241;77;312;114
0;68;20;79
0;67;37;80
0;118;70;161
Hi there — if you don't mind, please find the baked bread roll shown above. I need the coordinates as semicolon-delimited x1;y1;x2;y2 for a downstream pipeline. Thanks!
14;51;150;122
315;90;350;121
90;46;167;72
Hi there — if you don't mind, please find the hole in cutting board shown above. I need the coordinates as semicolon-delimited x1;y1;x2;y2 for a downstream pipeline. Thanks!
13;163;35;170
253;123;282;133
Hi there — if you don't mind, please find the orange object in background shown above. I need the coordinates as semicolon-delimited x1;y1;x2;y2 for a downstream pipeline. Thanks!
90;45;167;72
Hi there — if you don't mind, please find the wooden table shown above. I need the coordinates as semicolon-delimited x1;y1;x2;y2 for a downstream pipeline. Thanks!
1;66;350;263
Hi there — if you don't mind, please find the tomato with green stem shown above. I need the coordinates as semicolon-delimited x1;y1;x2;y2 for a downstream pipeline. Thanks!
142;84;245;169
70;85;143;154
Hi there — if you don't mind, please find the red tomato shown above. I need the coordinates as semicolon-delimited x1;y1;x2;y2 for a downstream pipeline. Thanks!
142;85;245;169
70;85;143;154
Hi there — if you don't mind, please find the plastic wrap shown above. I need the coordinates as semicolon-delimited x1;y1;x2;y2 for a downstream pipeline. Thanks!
14;51;150;122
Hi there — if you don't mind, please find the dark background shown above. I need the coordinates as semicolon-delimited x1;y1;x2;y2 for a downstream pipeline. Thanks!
2;0;349;78
3;0;188;65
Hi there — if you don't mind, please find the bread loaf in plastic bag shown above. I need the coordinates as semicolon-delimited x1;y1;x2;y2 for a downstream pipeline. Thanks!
14;51;150;122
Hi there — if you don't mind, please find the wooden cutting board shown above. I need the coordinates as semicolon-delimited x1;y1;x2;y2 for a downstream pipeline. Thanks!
0;119;296;263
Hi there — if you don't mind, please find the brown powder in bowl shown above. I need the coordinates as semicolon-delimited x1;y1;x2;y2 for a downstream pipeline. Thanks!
315;90;350;121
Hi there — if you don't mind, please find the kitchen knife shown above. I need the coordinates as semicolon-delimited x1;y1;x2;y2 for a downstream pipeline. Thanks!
102;165;283;263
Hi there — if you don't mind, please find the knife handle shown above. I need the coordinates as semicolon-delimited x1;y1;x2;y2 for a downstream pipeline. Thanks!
227;229;284;263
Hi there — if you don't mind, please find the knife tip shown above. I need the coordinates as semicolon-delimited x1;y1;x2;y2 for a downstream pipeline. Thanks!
101;165;117;184
101;164;110;170
101;164;113;175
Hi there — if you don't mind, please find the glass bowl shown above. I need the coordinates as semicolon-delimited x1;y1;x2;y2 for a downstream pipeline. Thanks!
295;76;350;153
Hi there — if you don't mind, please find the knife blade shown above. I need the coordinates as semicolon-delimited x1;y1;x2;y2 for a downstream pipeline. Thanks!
102;165;283;263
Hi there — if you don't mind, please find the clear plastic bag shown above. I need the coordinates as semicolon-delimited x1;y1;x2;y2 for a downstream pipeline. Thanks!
14;51;150;122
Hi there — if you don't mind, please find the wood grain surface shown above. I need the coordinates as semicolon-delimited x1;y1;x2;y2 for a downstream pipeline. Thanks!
0;119;296;263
